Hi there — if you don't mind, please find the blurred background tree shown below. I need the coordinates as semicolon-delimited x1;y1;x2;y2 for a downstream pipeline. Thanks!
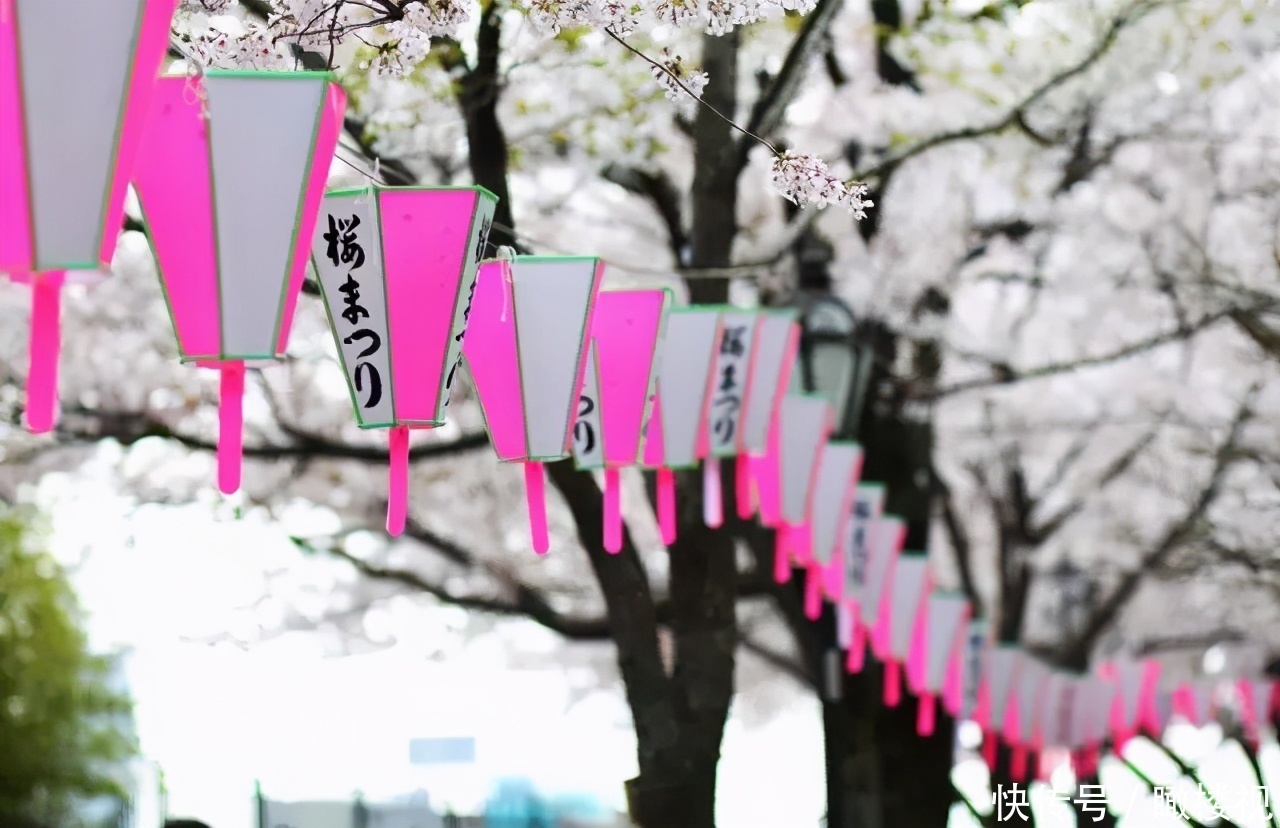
0;509;138;827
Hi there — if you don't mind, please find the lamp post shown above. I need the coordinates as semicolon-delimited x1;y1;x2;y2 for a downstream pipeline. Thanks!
793;234;873;441
791;232;877;828
1043;558;1095;639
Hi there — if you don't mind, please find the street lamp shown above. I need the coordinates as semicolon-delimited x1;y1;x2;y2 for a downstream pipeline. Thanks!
795;294;874;442
1043;558;1095;638
790;232;874;442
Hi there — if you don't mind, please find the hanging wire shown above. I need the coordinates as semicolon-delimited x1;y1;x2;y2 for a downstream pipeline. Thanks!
330;151;792;281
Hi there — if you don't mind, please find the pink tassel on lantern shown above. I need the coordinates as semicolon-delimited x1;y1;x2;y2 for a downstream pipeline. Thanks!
386;426;410;536
917;692;936;736
657;467;677;545
603;467;623;553
774;523;792;583
703;458;723;528
525;461;550;555
24;272;64;433
885;659;902;707
735;454;754;519
1011;745;1028;781
847;622;867;673
217;361;246;496
804;564;823;620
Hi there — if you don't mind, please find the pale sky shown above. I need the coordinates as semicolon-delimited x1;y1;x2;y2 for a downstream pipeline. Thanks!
30;449;828;828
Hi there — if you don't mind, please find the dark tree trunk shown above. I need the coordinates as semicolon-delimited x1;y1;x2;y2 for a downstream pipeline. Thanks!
837;322;955;828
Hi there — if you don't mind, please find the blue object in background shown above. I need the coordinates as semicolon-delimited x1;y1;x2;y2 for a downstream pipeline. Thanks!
483;778;555;828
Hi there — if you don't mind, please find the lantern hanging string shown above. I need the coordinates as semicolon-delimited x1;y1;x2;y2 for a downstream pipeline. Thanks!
329;152;796;282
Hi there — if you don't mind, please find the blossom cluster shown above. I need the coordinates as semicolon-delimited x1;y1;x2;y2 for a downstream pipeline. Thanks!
174;0;873;215
769;153;873;218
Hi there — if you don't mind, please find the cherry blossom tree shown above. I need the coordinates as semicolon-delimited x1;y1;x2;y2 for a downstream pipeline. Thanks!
4;0;1280;826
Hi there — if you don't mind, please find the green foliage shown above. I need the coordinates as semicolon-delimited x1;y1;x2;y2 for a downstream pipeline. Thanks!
0;509;136;827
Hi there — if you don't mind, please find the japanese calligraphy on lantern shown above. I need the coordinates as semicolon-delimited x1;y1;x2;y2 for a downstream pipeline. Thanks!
844;484;886;596
442;204;496;407
962;619;989;718
572;341;605;468
311;193;395;426
706;312;756;456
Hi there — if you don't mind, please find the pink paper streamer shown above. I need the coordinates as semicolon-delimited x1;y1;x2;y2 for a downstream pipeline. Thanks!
25;272;63;433
847;622;866;673
703;458;723;528
657;467;676;545
386;425;409;536
735;455;753;519
218;361;245;495
603;467;622;554
1010;745;1028;781
982;730;997;770
804;564;822;620
773;523;791;584
885;659;902;707
525;461;550;555
917;692;936;736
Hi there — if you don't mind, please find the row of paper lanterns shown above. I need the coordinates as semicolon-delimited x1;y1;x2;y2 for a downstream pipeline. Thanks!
3;0;1274;768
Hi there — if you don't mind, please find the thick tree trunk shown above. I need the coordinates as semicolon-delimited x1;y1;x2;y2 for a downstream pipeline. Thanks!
838;322;955;828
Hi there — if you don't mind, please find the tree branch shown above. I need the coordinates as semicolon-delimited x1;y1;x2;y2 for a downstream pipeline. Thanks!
926;302;1275;401
1060;390;1257;666
737;0;845;170
854;0;1158;183
53;406;490;462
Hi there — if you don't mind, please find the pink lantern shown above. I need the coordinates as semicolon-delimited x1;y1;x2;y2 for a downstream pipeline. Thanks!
310;184;497;535
0;0;177;432
463;255;604;554
700;310;757;528
1009;658;1049;781
641;307;722;545
1240;678;1277;744
974;645;1021;771
133;70;346;495
738;312;799;521
1103;657;1159;749
803;441;862;620
916;592;970;736
881;553;930;709
770;395;833;583
841;483;886;670
850;514;904;673
570;289;670;552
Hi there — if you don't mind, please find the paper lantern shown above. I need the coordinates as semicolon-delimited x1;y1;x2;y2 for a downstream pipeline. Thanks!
570;289;670;552
841;483;886;671
641;307;722;545
464;255;603;554
1241;678;1276;743
736;310;799;520
134;70;346;494
310;184;497;535
769;395;834;583
975;644;1021;770
850;514;904;673
0;0;177;432
1104;657;1159;748
697;310;757;528
1009;658;1048;780
881;553;930;708
803;441;862;620
916;592;970;736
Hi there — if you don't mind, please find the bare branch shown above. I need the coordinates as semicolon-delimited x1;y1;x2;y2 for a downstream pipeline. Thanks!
53;405;490;463
1061;389;1258;665
855;0;1160;183
927;302;1275;401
